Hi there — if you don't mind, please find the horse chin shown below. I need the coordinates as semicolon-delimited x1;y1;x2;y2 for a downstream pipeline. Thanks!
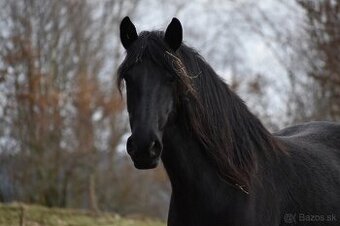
133;158;159;170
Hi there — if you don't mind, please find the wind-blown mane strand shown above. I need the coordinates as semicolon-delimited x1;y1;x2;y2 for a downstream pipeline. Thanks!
117;31;196;96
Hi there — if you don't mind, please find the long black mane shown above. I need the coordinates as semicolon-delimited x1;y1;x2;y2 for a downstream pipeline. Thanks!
118;31;284;188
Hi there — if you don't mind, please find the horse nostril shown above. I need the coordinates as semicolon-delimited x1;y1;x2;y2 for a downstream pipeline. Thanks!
126;137;135;156
149;141;156;157
149;140;162;158
150;141;156;149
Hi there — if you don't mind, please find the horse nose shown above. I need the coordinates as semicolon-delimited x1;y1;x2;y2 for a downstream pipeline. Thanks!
126;134;162;158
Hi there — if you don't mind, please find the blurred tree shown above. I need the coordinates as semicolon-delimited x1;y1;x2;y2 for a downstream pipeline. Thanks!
0;0;132;211
235;0;340;124
295;0;340;121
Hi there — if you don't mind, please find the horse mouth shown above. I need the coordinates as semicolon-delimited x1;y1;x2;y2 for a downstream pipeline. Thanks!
133;158;159;169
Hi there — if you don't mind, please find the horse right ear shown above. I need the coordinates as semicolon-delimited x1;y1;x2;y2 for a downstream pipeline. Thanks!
164;18;183;51
120;16;138;49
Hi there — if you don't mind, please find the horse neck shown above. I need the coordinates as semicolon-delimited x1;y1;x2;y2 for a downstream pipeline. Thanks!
161;122;245;201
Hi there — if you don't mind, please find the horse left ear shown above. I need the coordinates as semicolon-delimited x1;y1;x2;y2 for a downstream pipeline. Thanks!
164;18;182;51
120;16;138;49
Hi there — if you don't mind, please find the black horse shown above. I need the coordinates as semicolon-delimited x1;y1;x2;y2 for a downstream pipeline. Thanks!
118;17;340;226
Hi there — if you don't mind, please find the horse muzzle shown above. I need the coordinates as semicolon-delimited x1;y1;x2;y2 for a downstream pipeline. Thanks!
126;134;162;169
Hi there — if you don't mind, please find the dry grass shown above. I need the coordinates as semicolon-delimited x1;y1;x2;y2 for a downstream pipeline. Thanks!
0;203;165;226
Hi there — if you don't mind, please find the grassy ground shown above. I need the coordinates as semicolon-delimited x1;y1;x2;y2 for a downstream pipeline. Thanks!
0;203;165;226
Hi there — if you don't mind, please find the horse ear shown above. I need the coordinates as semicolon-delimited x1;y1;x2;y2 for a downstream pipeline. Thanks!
120;16;138;49
164;18;182;51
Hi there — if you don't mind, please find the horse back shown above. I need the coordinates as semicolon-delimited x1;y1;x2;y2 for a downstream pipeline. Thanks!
275;121;340;151
271;121;340;225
